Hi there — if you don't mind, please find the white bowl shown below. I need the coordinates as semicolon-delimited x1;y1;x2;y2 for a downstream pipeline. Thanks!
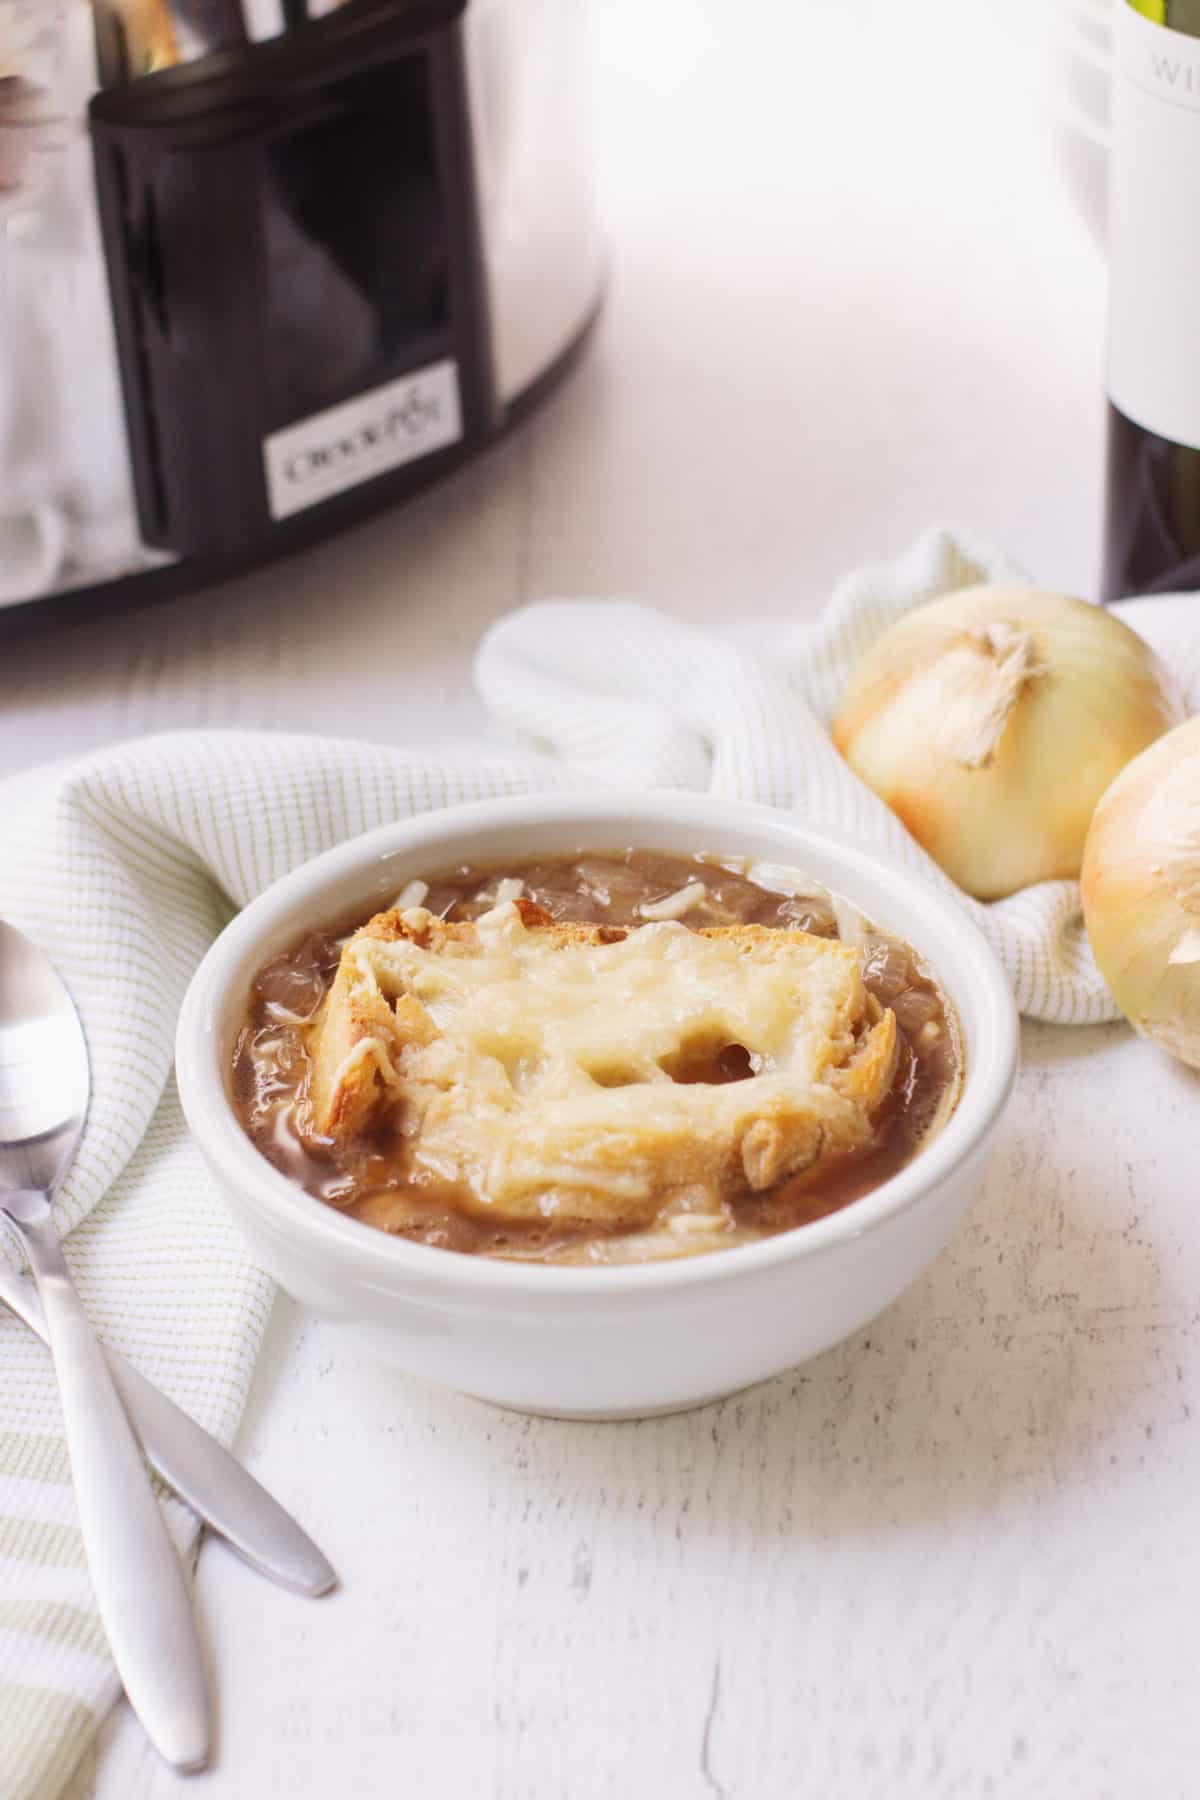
175;794;1018;1419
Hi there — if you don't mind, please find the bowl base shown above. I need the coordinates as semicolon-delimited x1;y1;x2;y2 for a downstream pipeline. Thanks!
464;1385;755;1422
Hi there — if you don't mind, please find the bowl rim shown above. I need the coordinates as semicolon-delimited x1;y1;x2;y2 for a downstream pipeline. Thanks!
175;791;1019;1301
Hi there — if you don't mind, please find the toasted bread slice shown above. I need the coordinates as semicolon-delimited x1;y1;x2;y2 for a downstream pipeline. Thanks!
300;899;899;1231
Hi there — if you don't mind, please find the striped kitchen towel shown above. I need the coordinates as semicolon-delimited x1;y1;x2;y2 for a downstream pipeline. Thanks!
1;522;1197;1798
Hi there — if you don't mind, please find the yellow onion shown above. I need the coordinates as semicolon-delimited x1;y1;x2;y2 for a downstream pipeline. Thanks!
831;584;1182;900
1082;714;1200;1066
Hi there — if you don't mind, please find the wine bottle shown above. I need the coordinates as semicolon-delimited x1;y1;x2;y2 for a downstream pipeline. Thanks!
1103;0;1200;599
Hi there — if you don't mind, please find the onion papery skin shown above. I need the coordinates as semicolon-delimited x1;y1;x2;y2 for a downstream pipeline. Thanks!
1082;714;1200;1068
832;585;1183;901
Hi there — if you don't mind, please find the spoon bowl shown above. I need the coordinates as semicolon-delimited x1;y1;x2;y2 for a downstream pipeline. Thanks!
0;919;89;1194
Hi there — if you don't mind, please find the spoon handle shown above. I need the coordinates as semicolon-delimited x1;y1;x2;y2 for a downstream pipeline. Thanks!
103;1350;338;1599
0;1258;336;1597
15;1208;210;1773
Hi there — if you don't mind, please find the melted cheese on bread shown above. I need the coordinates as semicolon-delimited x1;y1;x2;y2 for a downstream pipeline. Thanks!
301;899;899;1230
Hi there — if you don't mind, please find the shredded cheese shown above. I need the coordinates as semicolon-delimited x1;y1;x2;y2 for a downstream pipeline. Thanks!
306;902;898;1226
638;881;707;921
393;880;429;910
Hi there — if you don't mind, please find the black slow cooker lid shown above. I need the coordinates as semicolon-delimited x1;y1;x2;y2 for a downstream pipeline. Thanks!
89;0;497;561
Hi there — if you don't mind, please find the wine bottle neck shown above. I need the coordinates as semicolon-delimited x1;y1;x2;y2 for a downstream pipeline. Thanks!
1133;0;1200;36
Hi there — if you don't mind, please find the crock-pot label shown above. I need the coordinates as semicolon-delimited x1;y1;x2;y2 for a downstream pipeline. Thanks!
262;359;462;520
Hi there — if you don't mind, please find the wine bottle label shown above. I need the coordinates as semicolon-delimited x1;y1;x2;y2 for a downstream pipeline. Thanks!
1109;1;1200;448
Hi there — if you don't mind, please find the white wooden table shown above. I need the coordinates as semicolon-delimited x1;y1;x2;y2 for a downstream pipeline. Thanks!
13;2;1196;1793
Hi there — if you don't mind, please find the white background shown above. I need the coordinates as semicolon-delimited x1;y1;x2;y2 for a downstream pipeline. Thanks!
10;2;1192;1796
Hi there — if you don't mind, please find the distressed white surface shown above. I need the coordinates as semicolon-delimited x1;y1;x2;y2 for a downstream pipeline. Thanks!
6;0;1189;1794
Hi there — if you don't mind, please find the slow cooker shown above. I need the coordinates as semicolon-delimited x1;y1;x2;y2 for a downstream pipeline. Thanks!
0;0;602;621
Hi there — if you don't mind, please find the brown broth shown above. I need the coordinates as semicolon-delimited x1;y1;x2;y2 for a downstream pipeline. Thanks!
231;849;963;1263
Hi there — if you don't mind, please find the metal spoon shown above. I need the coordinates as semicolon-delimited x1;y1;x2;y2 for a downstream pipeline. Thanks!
0;920;209;1772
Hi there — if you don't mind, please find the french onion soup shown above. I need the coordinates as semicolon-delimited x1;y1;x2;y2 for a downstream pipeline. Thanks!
231;851;963;1264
